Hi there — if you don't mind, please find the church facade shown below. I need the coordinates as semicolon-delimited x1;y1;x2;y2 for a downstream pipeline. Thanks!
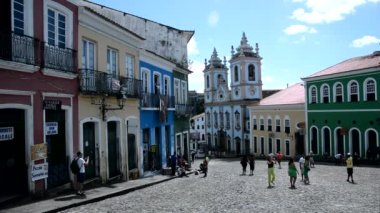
204;33;263;156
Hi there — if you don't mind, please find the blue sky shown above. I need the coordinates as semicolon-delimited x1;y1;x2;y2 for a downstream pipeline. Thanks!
90;0;380;92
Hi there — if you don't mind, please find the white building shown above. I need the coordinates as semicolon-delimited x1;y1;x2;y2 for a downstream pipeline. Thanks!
190;113;206;151
204;33;263;156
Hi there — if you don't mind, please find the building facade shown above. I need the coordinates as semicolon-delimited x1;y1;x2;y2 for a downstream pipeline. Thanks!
0;0;78;198
204;33;263;156
249;83;306;157
302;51;380;160
77;6;143;182
189;113;206;152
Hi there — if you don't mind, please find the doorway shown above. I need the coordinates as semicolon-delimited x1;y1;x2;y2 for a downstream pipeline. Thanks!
83;122;97;179
107;121;119;178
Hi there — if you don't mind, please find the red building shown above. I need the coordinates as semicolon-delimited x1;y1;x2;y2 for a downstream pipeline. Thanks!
0;0;78;200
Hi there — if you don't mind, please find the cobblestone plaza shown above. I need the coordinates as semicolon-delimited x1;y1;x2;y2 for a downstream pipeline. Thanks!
61;159;380;213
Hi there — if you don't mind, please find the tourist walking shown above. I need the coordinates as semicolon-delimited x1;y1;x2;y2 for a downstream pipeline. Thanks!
346;153;354;183
309;151;315;168
288;157;299;189
248;154;255;176
303;155;311;184
240;155;248;175
75;152;89;195
299;155;305;181
267;156;276;188
202;157;208;177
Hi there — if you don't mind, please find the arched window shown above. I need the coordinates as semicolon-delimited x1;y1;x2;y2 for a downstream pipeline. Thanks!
365;79;376;101
322;84;330;103
334;83;343;103
310;127;318;154
214;111;218;128
349;81;359;102
267;117;272;131
310;86;317;104
248;64;255;81
234;66;239;82
206;75;210;88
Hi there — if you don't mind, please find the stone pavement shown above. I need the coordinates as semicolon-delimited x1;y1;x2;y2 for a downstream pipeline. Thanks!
0;170;189;213
60;159;380;213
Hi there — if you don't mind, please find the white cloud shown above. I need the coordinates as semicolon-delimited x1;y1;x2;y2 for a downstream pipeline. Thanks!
188;60;205;93
283;25;317;35
290;0;374;24
208;11;219;27
350;35;380;48
187;37;200;56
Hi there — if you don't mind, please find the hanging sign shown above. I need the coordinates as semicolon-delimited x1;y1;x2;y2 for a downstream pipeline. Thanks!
0;127;14;141
31;163;48;181
45;122;58;135
31;143;47;161
43;100;61;110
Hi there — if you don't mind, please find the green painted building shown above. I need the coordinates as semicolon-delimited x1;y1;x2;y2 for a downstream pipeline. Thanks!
302;51;380;160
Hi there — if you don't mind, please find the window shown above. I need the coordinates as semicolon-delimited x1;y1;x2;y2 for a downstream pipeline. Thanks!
276;139;281;153
248;64;255;81
234;66;239;82
13;0;24;34
174;79;180;103
153;73;160;95
246;121;250;131
219;112;224;128
107;48;118;77
253;137;257;153
201;134;205;140
310;86;317;104
235;111;241;130
125;54;134;78
141;69;150;93
285;119;290;134
82;39;95;69
322;85;329;103
260;137;264;155
206;112;211;127
202;125;204;129
197;125;199;130
206;75;210;89
214;112;218;128
225;112;230;129
365;79;376;101
276;118;281;132
267;118;272;131
47;9;67;48
268;138;273;154
181;81;187;104
349;81;359;102
253;117;257;130
163;76;170;96
334;83;343;103
260;118;264;131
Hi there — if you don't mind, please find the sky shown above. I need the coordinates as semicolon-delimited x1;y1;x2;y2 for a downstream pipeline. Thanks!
90;0;380;93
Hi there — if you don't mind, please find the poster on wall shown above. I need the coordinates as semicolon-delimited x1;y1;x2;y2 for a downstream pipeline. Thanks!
0;127;14;141
31;163;48;181
45;122;58;135
31;143;47;161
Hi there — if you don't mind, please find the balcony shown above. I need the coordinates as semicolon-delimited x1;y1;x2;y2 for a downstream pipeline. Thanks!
175;104;193;116
0;31;40;66
141;93;174;109
119;77;142;98
42;42;77;73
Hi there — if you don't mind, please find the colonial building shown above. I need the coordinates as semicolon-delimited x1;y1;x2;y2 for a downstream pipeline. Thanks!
0;0;78;198
249;83;306;157
204;33;263;156
302;51;380;160
189;113;206;152
77;6;143;182
80;0;194;173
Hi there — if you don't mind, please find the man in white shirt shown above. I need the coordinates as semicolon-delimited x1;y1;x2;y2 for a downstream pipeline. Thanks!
76;151;89;195
299;156;305;181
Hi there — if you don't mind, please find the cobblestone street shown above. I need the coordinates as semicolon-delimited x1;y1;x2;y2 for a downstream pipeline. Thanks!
61;159;380;213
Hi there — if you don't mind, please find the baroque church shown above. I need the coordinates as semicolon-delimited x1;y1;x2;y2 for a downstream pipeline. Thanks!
204;33;263;156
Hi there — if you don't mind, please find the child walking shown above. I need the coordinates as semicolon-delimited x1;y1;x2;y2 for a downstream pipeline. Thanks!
288;157;299;189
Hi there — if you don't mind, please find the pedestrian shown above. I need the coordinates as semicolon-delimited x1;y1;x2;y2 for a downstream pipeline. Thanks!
202;157;208;177
277;152;283;169
248;154;255;176
267;155;275;188
298;155;305;181
191;150;196;164
346;153;354;183
303;155;311;184
75;151;89;195
171;152;177;176
309;151;315;168
240;155;248;175
288;157;299;189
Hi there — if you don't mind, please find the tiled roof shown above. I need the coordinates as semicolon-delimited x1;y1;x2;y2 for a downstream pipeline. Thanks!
258;83;305;105
304;51;380;79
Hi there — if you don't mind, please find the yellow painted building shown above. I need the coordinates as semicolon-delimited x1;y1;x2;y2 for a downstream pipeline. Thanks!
249;83;306;158
77;7;144;182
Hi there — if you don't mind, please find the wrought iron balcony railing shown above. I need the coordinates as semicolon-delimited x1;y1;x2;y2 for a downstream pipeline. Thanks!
79;69;142;98
42;42;77;73
0;31;40;66
175;104;193;116
141;93;175;109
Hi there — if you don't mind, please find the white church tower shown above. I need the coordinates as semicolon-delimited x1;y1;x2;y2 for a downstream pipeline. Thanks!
230;32;262;101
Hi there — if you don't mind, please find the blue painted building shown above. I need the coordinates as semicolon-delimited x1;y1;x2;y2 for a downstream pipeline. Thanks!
139;50;176;175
